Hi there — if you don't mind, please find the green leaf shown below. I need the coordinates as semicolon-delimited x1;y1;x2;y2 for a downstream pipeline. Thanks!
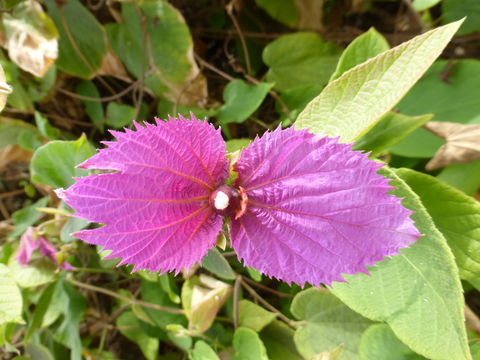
259;320;303;360
201;248;236;280
45;0;107;78
330;28;389;81
216;80;272;125
34;111;61;140
413;0;441;11
331;166;471;360
246;267;262;282
9;197;48;238
107;1;206;105
392;60;480;158
156;100;217;121
192;341;220;360
277;84;323;126
9;257;56;288
226;139;251;153
31;135;95;189
117;311;159;360
397;168;480;280
25;343;55;360
442;0;480;35
0;264;23;325
295;20;464;143
0;118;41;149
254;0;298;28
141;279;184;330
263;32;341;92
239;300;276;332
359;324;426;360
353;112;432;156
76;81;104;131
25;281;57;343
291;289;372;359
437;161;480;196
60;217;89;242
232;327;268;360
53;281;86;360
105;102;136;128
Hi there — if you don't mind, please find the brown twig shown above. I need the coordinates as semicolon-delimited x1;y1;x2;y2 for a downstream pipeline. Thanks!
226;0;252;75
233;275;242;329
0;189;25;199
240;278;297;329
57;81;141;103
66;278;185;315
242;276;293;298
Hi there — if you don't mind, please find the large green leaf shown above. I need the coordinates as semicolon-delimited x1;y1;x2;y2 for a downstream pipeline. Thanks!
9;257;56;288
216;80;273;125
263;32;341;92
45;0;107;78
442;0;480;35
116;311;159;360
330;28;389;81
30;135;95;189
232;327;268;360
295;20;463;143
396;168;480;280
291;289;372;359
192;341;220;360
331;166;471;360
359;324;426;360
107;1;206;106
353;112;432;156
392;60;480;158
0;264;23;325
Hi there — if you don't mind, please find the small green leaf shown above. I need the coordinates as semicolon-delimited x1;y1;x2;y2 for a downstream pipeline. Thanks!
60;217;89;242
25;281;57;343
259;320;303;360
232;327;268;360
263;32;341;92
217;80;272;125
296;20;464;142
359;324;426;360
254;0;298;28
239;300;276;332
330;28;389;81
413;0;441;11
353;112;432;155
9;197;48;238
331;166;471;360
201;248;236;280
34;112;61;140
106;102;136;128
45;0;107;78
291;289;372;359
116;311;159;360
246;267;262;282
0;264;23;325
53;281;86;360
397;168;480;280
76;81;104;131
226;139;251;153
31;135;95;189
0;118;41;149
192;341;220;360
25;342;55;360
442;0;480;35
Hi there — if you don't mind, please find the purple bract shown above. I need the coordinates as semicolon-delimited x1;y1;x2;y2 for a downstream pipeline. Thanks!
56;115;420;286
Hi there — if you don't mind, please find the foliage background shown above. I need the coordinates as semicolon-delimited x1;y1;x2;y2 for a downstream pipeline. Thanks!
0;0;480;359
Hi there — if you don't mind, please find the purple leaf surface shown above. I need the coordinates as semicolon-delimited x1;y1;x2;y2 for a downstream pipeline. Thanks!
231;127;420;286
57;116;229;273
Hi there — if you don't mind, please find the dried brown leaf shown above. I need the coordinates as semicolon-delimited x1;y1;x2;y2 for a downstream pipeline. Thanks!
95;49;131;83
0;144;32;172
0;65;12;112
425;121;480;170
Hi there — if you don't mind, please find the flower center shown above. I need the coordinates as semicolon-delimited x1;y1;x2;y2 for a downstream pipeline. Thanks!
210;184;248;219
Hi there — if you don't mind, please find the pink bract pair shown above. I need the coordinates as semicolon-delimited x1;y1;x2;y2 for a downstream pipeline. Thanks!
56;115;420;286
